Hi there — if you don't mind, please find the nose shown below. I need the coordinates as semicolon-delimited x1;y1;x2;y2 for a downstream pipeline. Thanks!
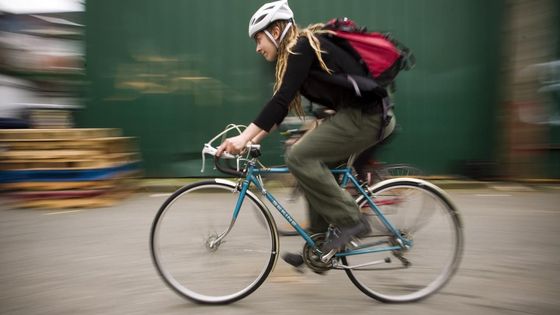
255;44;261;54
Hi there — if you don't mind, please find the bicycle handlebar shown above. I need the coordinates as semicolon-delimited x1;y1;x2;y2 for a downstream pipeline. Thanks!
202;143;236;159
214;156;244;177
201;143;261;176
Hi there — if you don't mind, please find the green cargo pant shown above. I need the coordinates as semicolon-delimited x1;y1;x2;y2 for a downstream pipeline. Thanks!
285;106;395;233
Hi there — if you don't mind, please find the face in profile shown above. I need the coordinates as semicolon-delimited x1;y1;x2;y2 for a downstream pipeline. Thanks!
254;31;278;62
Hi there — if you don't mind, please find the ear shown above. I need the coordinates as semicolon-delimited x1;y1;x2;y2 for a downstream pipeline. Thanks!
271;25;282;40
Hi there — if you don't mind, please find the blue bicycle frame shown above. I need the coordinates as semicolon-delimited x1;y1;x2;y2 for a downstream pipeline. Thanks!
230;159;413;257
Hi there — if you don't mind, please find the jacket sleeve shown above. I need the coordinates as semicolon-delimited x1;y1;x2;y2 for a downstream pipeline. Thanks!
253;37;316;132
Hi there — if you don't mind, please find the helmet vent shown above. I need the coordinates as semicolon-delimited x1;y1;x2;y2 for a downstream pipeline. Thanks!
254;14;267;25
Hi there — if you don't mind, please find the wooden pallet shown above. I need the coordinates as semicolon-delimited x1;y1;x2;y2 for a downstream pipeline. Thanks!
0;128;121;140
0;149;103;160
8;189;109;200
0;153;140;170
29;109;73;129
0;164;141;184
4;179;139;209
10;190;137;209
0;172;141;191
0;181;118;191
0;128;141;209
0;137;136;153
17;198;117;209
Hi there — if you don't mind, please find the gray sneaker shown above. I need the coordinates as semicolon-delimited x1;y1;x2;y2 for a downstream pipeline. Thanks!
282;252;304;268
321;216;371;252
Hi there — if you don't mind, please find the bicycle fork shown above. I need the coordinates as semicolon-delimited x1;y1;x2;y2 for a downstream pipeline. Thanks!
207;180;251;250
206;216;238;251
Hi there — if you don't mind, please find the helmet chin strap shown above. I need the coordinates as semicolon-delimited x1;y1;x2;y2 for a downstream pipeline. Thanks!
263;21;293;49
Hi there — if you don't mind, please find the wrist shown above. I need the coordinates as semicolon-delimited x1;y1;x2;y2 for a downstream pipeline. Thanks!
240;132;252;143
242;123;263;142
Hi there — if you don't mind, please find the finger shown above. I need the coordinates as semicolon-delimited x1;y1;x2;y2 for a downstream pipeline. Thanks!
216;144;224;157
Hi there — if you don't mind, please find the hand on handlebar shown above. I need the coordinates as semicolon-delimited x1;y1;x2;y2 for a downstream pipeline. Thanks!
216;135;249;157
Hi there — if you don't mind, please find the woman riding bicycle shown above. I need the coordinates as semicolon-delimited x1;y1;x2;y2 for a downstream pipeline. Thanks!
217;0;396;264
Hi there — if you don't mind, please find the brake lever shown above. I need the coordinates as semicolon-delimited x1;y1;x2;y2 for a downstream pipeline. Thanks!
201;143;236;172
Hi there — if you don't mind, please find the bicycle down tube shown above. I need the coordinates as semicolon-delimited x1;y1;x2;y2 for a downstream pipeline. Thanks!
250;166;317;246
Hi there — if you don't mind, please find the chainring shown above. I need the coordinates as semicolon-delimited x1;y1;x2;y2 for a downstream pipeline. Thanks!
302;233;334;273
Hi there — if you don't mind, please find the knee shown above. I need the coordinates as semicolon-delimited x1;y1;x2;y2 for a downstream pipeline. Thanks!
284;146;302;171
284;147;296;169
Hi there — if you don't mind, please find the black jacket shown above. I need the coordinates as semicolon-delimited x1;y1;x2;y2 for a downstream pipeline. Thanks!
253;35;385;132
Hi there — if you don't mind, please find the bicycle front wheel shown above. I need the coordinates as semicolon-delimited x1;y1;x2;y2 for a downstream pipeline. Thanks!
150;180;279;304
345;178;463;303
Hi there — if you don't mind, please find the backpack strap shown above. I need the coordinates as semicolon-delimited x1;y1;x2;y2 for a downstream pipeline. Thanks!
378;96;394;140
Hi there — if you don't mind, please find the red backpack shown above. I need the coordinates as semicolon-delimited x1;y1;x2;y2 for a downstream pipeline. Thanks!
323;18;415;89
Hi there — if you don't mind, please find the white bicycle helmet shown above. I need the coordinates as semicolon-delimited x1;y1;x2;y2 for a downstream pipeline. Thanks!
248;0;294;47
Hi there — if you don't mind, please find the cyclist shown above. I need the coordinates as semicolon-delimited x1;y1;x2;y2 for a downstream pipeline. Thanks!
217;0;396;266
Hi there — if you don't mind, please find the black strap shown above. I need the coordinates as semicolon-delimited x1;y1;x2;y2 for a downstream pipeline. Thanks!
378;96;394;140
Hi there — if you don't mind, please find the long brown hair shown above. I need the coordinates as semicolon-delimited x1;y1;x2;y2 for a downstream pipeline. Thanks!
267;21;332;117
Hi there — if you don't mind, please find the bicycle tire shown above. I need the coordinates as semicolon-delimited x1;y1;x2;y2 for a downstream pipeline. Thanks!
150;179;279;304
345;178;463;303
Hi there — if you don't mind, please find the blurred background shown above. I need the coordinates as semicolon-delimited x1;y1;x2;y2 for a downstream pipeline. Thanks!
0;0;559;180
1;2;560;314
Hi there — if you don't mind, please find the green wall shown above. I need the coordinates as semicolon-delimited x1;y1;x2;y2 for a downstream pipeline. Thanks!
79;0;504;177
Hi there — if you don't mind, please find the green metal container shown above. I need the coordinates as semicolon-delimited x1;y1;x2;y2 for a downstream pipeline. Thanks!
79;0;504;177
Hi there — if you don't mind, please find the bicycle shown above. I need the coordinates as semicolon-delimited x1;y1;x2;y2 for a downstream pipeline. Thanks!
149;125;464;305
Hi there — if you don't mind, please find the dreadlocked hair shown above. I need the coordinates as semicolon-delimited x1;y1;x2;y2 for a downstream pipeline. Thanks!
268;21;332;117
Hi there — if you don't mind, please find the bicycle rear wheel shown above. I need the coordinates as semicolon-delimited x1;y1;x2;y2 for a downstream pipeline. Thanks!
150;180;278;304
345;178;463;302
